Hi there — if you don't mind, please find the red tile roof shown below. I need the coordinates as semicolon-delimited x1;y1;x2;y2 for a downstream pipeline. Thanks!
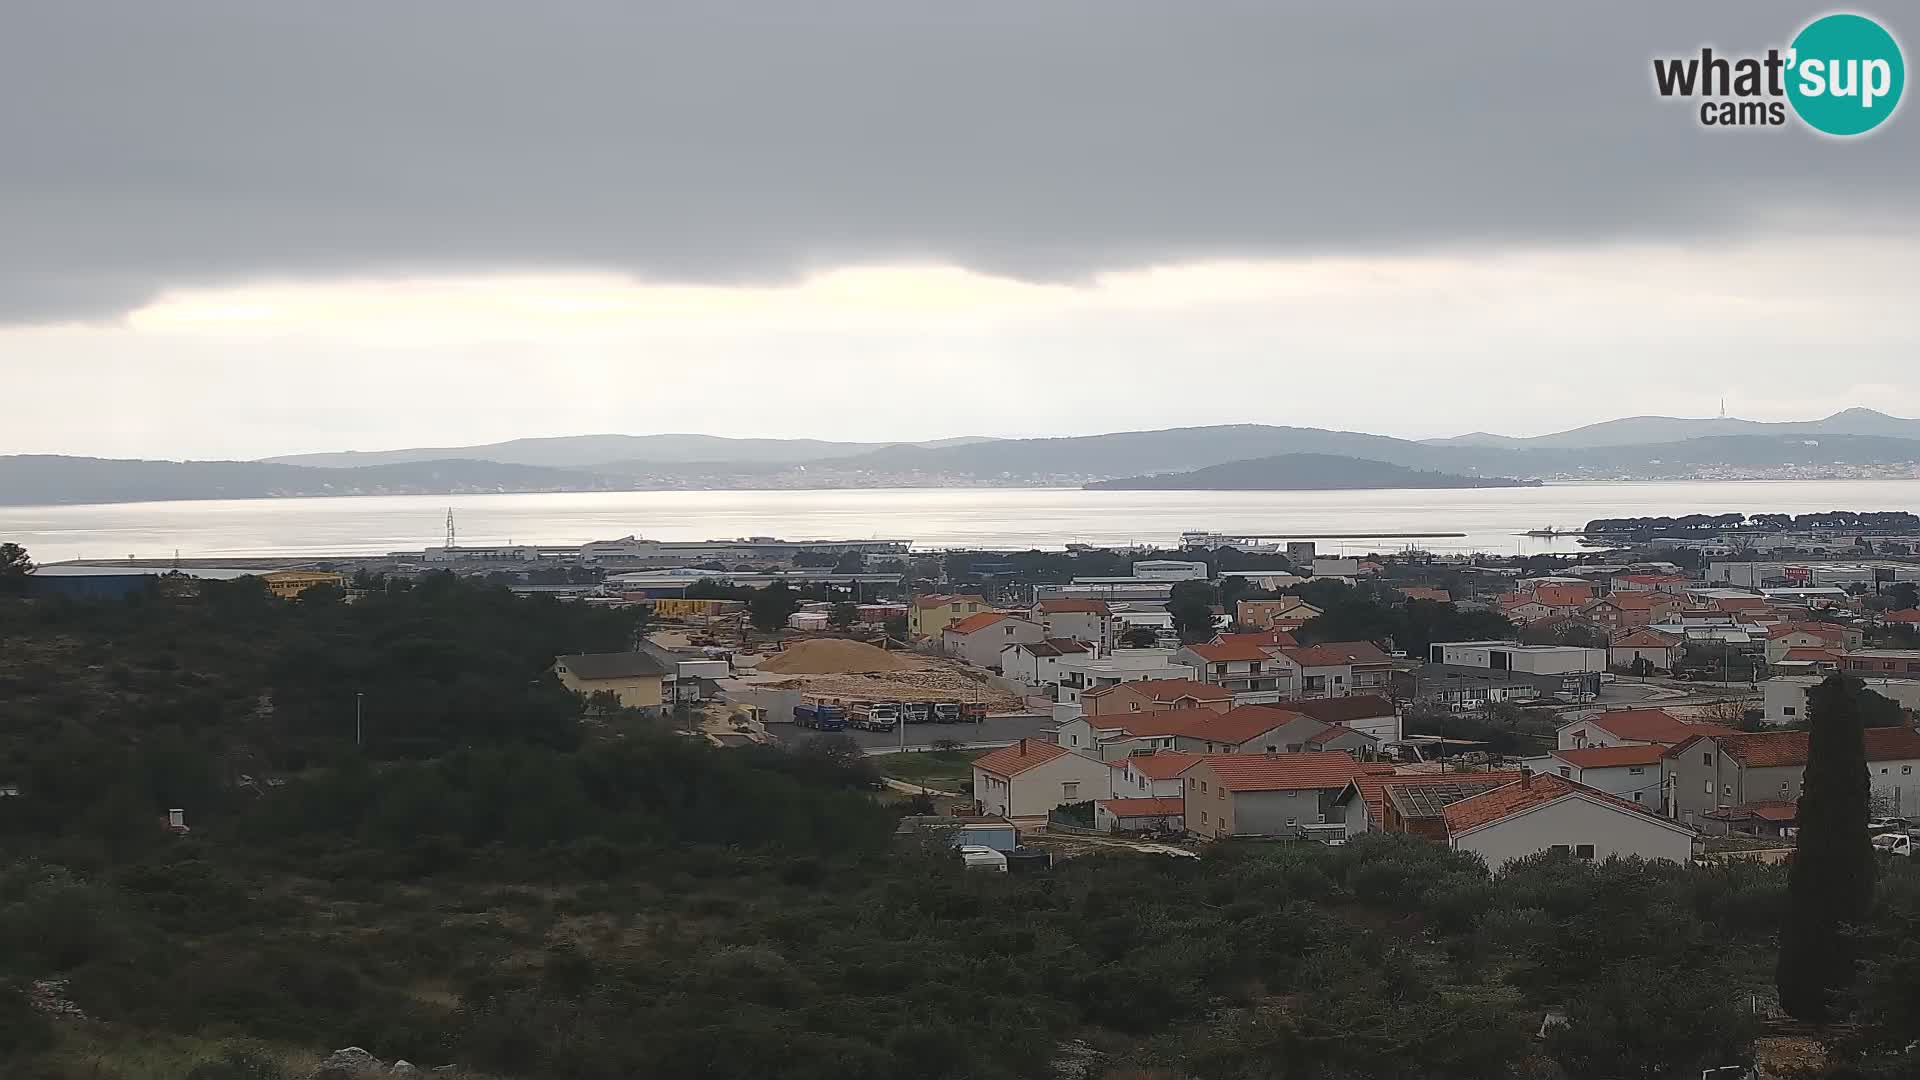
1610;628;1681;648
1307;725;1373;745
1181;705;1312;745
972;738;1073;778
1345;770;1524;829
1282;641;1392;667
1570;708;1737;746
913;593;985;608
1120;750;1204;779
1287;695;1396;724
1687;727;1920;769
1096;796;1185;817
1084;678;1230;703
1767;622;1847;640
1534;585;1595;608
1441;772;1674;835
1551;744;1668;769
1712;596;1772;611
1886;609;1920;624
1780;647;1840;663
1196;751;1361;792
1185;640;1280;662
1095;707;1226;739
945;611;1011;636
1036;599;1111;615
1215;630;1300;648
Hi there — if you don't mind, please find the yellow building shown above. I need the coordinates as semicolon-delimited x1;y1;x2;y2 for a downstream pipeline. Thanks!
553;651;673;710
261;569;347;600
907;593;990;639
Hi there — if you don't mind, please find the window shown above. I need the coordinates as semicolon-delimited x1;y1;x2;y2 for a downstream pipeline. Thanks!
1633;791;1644;803
1628;766;1644;775
1783;706;1796;716
1702;752;1713;766
1062;782;1078;800
1265;745;1278;753
1286;818;1296;827
1217;788;1224;801
1575;844;1595;860
1550;844;1570;854
1723;784;1733;797
1705;779;1714;795
1905;766;1914;775
1200;811;1208;825
1200;780;1208;793
1557;767;1572;778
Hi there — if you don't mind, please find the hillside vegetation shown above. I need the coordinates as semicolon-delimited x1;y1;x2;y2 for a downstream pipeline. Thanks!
2;576;1920;1079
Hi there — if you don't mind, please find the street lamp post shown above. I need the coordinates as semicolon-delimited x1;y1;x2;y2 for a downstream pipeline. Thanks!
356;692;364;748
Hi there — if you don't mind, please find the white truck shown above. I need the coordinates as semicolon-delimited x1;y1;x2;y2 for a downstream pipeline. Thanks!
1872;832;1915;857
850;701;899;732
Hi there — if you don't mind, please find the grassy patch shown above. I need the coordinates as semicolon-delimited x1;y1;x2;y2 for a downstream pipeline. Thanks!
874;749;984;792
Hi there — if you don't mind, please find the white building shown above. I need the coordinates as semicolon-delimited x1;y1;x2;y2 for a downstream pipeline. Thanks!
1312;557;1360;577
970;739;1115;818
942;613;1046;670
999;639;1091;693
1429;641;1607;676
1764;674;1920;725
1131;560;1209;581
1030;599;1115;651
1052;649;1197;705
1442;773;1696;868
1520;745;1667;810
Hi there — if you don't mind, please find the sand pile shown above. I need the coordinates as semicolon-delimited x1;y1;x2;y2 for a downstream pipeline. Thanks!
757;638;915;675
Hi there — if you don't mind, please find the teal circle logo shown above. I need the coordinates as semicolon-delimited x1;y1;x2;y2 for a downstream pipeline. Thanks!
1787;13;1905;135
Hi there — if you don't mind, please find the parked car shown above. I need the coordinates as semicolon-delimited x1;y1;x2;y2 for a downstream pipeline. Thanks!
1871;832;1914;857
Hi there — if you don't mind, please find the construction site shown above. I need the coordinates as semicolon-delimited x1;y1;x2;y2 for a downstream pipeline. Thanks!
722;637;1028;719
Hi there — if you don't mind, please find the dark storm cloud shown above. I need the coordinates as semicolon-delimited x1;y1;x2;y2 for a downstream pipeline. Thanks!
1;1;1913;321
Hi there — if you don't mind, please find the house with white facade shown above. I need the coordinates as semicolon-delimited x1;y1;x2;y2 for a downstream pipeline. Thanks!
1052;651;1198;706
1607;628;1684;673
1030;599;1114;652
1287;695;1402;742
1441;772;1696;867
1107;750;1203;799
1280;641;1394;698
1521;744;1668;810
1555;708;1737;751
970;739;1115;819
999;638;1091;694
1763;674;1920;726
1176;640;1298;703
943;612;1045;670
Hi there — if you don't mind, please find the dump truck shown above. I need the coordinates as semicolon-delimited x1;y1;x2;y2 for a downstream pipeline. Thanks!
903;702;932;725
932;702;962;724
793;699;847;731
850;701;899;732
961;702;988;723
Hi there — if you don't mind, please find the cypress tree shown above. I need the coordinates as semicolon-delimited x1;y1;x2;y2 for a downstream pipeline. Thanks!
1776;674;1877;1022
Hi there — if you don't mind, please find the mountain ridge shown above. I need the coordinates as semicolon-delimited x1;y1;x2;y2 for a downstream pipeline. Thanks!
1084;453;1535;491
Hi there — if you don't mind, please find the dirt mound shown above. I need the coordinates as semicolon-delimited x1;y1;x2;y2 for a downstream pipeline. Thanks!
756;638;914;675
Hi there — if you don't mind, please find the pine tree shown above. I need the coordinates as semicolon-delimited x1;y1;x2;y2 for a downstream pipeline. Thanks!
1776;674;1877;1022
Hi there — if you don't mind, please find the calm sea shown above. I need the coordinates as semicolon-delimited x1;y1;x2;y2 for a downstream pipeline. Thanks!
3;479;1919;562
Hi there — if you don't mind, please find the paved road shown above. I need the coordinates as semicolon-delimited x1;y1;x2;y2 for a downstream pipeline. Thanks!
771;714;1057;752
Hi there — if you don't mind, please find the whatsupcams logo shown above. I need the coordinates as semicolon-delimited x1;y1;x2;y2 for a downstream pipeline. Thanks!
1653;12;1904;134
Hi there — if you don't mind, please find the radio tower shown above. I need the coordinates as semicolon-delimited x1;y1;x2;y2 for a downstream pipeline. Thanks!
445;508;457;550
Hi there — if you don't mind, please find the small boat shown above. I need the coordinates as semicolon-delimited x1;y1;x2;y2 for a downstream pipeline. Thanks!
1525;527;1562;537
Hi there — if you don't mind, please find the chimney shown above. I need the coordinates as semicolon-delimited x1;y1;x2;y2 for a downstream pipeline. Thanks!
1018;738;1027;757
1520;768;1532;789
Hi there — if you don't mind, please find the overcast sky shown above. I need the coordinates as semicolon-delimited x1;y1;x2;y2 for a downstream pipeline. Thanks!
5;2;1916;459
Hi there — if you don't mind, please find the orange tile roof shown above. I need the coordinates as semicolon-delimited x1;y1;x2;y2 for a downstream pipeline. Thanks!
1534;585;1595;608
945;611;1011;635
1610;628;1681;648
1095;707;1224;739
1685;728;1920;769
1215;630;1300;648
1767;622;1846;640
1287;695;1396;724
1780;647;1840;663
1441;773;1671;834
1185;640;1280;662
1036;599;1111;615
1552;744;1668;769
1344;770;1524;829
972;738;1073;778
1886;609;1920;624
1196;751;1361;792
1084;678;1230;702
913;593;985;608
1398;586;1452;603
1282;641;1392;667
1120;750;1204;779
1571;708;1737;746
1713;596;1772;611
1182;705;1314;745
1097;796;1185;817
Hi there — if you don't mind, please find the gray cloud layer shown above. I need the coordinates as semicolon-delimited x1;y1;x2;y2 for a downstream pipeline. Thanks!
3;2;1915;321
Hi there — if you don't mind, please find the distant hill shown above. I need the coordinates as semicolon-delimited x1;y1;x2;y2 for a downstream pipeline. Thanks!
267;433;1001;469
1423;408;1920;449
0;456;614;506
836;424;1454;478
1084;454;1535;491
